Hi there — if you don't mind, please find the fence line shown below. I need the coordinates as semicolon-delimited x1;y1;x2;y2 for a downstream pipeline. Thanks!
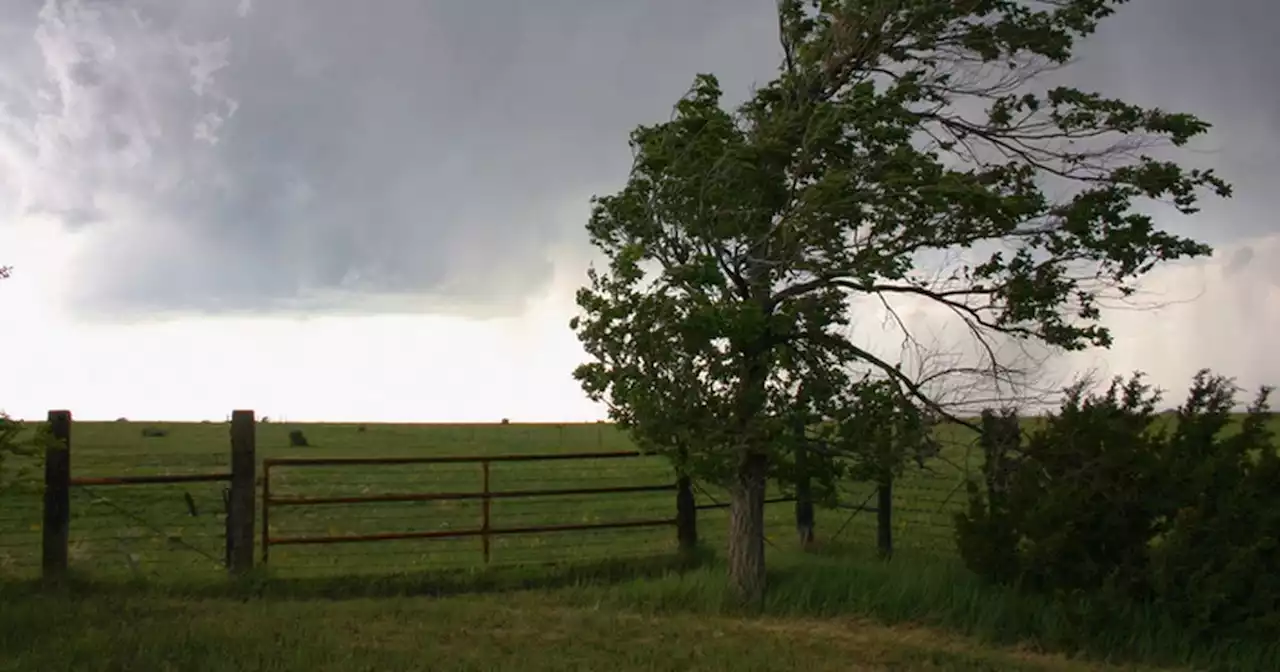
17;410;933;582
39;410;255;579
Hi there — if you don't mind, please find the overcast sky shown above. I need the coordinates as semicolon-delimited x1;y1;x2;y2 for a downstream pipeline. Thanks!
0;0;1277;422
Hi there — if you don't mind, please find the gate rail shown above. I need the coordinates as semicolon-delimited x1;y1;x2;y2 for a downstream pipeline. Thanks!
260;451;688;564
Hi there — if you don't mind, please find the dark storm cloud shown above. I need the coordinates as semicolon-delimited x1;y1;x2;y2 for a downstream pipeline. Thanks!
1066;0;1280;245
0;0;781;318
0;0;1274;319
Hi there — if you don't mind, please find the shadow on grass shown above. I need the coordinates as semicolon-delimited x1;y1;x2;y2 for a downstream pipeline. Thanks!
4;543;1278;671
544;544;1280;672
0;548;715;602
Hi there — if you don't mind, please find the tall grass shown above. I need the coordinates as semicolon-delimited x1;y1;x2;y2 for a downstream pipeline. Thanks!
530;547;1275;671
4;545;1273;671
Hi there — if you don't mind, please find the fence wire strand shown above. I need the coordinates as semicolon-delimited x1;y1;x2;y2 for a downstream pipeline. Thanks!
2;421;983;582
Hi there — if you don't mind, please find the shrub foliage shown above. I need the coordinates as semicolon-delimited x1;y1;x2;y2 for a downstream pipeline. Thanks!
0;412;49;493
956;370;1278;638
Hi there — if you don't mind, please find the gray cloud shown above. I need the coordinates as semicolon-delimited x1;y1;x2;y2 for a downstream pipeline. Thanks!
0;0;781;318
1068;1;1280;244
0;0;1275;320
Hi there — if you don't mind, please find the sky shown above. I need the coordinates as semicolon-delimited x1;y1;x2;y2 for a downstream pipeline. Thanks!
0;0;1277;422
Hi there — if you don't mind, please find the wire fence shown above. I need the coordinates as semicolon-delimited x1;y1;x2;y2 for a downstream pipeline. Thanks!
66;482;229;579
0;482;41;579
830;470;971;555
0;419;979;582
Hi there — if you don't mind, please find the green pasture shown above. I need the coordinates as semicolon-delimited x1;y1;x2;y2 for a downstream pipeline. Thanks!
3;419;1274;670
0;421;976;581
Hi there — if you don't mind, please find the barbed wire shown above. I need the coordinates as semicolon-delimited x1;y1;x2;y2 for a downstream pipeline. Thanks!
0;423;984;580
73;485;223;567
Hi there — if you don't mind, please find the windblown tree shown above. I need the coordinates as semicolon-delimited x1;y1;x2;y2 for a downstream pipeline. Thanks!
571;0;1230;603
0;265;39;493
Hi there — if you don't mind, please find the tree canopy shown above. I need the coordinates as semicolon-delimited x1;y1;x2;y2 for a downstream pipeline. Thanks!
571;0;1230;603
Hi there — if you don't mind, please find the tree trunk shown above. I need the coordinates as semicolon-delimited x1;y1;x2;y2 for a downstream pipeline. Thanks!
728;450;769;605
728;264;772;606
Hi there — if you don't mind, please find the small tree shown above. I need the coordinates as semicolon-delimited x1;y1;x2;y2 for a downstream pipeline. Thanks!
0;413;47;494
572;0;1229;602
0;270;30;490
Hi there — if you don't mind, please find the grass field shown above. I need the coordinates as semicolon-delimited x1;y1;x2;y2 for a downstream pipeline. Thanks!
3;419;1277;670
0;584;1181;672
2;544;1271;671
0;420;974;581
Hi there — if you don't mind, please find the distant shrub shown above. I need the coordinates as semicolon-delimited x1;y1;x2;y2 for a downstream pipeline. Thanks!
288;429;310;447
0;412;44;493
356;425;367;433
140;427;169;438
260;416;270;424
501;418;510;425
956;370;1280;640
115;417;128;423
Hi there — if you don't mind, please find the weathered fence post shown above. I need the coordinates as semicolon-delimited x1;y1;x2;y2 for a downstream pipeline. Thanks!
41;410;72;580
794;446;815;550
227;410;256;575
221;487;232;569
481;459;492;564
676;473;697;553
791;398;816;550
877;469;893;559
675;445;697;553
260;462;271;565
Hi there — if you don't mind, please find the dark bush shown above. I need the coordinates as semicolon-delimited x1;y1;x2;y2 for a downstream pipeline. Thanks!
140;426;168;438
1145;375;1279;639
288;429;309;447
955;370;1280;639
953;409;1023;586
501;418;510;425
115;417;128;423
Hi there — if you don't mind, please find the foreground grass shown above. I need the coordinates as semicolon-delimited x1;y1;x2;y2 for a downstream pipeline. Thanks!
0;587;1162;672
2;549;1273;671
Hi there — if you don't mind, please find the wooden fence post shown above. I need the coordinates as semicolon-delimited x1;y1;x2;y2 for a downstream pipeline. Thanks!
228;410;256;575
675;444;697;553
794;445;815;549
481;459;492;564
676;473;697;553
877;470;893;559
41;410;72;580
